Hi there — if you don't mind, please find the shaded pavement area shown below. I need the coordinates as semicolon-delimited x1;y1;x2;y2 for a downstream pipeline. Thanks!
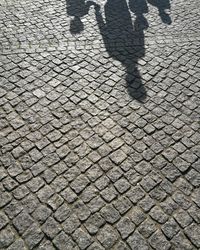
0;0;200;249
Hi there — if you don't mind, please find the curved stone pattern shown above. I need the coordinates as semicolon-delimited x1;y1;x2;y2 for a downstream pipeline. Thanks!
0;0;200;249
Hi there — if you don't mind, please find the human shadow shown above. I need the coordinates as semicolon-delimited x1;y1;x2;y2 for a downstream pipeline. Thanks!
66;0;95;34
67;0;172;101
94;0;148;101
147;0;172;24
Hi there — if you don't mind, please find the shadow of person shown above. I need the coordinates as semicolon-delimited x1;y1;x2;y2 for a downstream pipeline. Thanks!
147;0;172;24
94;0;148;101
67;0;95;34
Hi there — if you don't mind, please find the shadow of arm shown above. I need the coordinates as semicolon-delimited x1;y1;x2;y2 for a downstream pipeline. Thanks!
93;5;106;34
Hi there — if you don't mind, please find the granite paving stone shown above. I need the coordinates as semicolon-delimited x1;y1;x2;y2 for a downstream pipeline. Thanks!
0;0;200;248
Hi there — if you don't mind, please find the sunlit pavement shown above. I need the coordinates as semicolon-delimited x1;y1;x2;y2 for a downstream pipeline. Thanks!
0;0;200;249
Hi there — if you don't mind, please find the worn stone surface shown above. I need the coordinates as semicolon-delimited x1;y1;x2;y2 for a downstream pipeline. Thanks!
0;0;200;248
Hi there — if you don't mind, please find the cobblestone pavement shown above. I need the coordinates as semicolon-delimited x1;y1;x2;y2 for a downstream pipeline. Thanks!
0;0;200;249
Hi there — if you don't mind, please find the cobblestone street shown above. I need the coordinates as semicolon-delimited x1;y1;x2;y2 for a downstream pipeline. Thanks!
0;0;200;249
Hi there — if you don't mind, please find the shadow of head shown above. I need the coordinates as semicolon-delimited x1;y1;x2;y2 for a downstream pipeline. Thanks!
70;16;84;34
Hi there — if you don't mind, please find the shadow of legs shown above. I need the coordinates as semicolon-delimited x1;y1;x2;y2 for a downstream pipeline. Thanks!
126;66;147;102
